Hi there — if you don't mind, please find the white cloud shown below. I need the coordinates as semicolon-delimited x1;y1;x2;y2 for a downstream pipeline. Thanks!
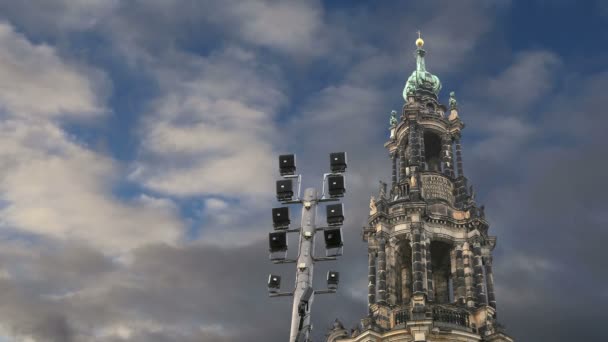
470;116;535;161
483;50;562;111
131;48;285;199
0;120;183;252
204;198;228;211
0;21;106;119
231;0;325;55
0;1;118;34
463;50;562;164
0;22;184;253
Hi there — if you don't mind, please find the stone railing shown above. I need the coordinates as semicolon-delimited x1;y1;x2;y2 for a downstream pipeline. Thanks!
394;309;410;326
432;306;470;328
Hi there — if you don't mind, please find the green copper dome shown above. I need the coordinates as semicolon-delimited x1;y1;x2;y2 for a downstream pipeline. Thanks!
403;42;442;100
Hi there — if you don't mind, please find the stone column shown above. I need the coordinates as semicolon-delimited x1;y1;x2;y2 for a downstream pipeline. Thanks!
425;236;434;302
455;244;466;305
411;224;425;295
368;249;376;312
419;127;426;171
408;123;419;166
454;134;464;178
442;134;454;178
463;242;475;308
399;147;407;182
450;246;456;303
402;241;412;304
387;240;397;305
377;238;387;303
453;134;468;209
391;152;398;190
484;255;497;309
472;242;486;306
421;235;427;291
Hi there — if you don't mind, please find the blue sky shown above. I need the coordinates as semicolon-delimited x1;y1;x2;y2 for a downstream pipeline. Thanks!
0;1;605;341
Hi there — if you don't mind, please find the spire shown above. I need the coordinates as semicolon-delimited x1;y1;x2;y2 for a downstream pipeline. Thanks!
415;30;426;73
403;31;442;100
416;30;424;48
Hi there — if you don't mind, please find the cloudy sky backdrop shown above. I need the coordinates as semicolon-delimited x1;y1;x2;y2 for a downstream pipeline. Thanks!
0;0;605;341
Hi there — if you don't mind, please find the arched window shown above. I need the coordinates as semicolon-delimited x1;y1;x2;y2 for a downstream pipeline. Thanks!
398;240;413;305
423;131;442;172
430;241;452;304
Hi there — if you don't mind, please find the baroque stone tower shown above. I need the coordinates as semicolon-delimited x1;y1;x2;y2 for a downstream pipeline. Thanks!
326;36;513;342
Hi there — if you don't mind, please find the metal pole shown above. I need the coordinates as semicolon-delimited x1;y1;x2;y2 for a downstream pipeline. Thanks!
289;188;317;342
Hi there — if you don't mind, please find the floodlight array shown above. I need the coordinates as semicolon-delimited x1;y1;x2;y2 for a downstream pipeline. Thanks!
267;152;348;342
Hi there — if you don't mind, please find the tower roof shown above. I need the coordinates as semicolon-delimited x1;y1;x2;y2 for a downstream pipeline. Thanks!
403;32;442;100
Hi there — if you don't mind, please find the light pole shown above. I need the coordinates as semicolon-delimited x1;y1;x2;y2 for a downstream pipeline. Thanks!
267;153;347;342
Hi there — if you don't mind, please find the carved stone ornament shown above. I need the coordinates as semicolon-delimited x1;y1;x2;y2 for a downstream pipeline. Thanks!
389;110;398;127
369;196;377;215
449;91;458;110
379;180;387;199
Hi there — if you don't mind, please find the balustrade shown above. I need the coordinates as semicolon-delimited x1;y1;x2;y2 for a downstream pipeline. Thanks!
394;309;410;325
431;306;469;327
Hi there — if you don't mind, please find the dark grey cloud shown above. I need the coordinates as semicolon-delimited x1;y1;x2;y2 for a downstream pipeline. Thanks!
0;237;368;341
457;58;608;340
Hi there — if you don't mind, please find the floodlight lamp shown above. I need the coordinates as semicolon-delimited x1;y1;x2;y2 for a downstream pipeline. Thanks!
269;232;288;253
272;207;290;230
326;203;344;226
304;231;312;238
329;152;347;173
276;179;294;202
268;274;281;293
279;154;296;176
327;174;345;198
324;228;343;249
327;271;339;290
298;263;307;271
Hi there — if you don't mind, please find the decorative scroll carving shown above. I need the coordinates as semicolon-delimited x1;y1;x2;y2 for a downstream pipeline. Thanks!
370;196;377;215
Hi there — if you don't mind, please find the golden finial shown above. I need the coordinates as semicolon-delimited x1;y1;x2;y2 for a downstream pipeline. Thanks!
416;30;424;48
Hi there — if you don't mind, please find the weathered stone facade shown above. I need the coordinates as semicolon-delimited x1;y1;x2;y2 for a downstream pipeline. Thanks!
326;38;513;342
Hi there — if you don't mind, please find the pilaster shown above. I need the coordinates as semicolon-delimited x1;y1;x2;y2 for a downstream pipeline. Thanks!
424;235;434;302
463;242;475;308
472;241;486;306
377;238;387;304
484;255;497;310
455;134;464;177
442;133;455;178
419;126;426;170
399;146;407;182
411;224;425;296
368;249;377;312
387;239;398;305
391;152;397;190
455;243;466;305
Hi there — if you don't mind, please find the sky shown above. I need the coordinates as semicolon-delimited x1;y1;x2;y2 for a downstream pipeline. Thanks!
0;0;605;341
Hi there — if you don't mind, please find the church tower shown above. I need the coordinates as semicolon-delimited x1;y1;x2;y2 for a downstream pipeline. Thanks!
326;36;514;342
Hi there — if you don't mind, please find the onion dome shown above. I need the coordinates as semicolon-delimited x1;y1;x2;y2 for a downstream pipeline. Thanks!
403;33;442;100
